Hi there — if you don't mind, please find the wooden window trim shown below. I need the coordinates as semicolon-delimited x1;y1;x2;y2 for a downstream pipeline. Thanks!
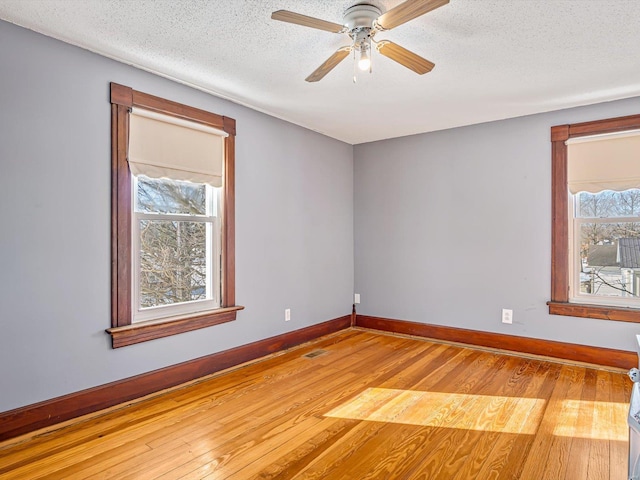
549;113;640;322
107;82;243;347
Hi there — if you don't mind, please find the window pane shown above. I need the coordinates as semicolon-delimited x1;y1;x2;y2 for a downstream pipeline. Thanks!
136;175;206;215
579;222;640;298
577;189;640;218
139;219;209;309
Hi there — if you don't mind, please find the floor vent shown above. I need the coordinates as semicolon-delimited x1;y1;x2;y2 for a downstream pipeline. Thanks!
303;349;327;359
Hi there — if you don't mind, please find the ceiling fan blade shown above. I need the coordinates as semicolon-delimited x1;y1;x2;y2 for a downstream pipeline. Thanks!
376;40;435;74
305;47;351;82
271;10;345;33
376;0;449;30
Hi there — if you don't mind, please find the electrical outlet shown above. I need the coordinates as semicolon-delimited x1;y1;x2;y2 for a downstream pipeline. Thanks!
354;293;360;304
285;308;291;322
502;308;513;324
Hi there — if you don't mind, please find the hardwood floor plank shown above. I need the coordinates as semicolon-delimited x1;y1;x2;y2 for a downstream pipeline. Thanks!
0;330;631;480
0;332;370;475
586;370;611;480
196;339;445;478
402;356;540;479
251;417;360;480
243;345;475;480
610;369;631;480
380;353;515;479
293;348;504;479
1;440;153;480
476;362;561;480
158;336;443;479
0;331;362;463
564;367;598;480
236;344;462;479
449;360;552;480
519;364;585;479
538;365;586;480
483;360;562;480
75;437;195;480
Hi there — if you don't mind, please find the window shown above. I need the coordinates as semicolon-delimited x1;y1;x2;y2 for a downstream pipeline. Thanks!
571;189;640;306
549;114;640;322
108;83;243;347
133;175;220;322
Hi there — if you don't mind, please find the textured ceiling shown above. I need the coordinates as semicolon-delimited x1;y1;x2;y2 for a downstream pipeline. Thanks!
1;0;640;144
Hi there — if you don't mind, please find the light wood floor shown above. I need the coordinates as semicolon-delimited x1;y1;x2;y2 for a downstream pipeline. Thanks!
0;329;631;479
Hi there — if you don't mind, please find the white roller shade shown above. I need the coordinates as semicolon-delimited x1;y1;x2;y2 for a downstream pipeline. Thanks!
567;130;640;194
128;108;227;187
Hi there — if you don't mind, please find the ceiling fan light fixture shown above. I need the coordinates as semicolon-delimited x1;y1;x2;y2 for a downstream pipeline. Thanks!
358;41;371;71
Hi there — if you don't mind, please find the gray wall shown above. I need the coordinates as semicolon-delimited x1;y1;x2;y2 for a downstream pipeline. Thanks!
0;21;354;412
2;17;640;415
354;96;640;352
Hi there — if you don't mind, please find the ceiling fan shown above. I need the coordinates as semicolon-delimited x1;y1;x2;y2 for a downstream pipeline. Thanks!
271;0;449;82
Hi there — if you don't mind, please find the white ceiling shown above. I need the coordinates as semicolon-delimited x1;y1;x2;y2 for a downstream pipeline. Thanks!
1;0;640;144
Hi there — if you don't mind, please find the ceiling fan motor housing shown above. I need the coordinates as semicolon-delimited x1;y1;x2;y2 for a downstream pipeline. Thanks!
344;2;381;52
343;3;382;31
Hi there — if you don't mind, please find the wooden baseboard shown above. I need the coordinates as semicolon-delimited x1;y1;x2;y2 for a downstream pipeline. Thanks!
356;314;636;370
0;315;351;442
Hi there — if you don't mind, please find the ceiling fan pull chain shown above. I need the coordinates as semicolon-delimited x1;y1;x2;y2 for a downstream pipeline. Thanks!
352;38;358;84
353;48;357;84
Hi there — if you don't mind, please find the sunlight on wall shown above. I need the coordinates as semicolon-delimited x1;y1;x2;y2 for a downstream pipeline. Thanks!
324;388;546;434
553;399;628;441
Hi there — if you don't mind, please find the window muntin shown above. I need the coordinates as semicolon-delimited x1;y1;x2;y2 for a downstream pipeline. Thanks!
569;189;640;307
132;175;221;323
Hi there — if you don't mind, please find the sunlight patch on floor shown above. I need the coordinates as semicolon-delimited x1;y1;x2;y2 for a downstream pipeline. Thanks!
324;387;546;434
553;399;628;441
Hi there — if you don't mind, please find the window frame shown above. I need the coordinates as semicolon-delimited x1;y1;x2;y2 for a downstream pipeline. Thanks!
108;83;243;348
548;113;640;323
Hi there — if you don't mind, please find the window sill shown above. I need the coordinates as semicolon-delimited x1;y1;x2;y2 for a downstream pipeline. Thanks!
547;301;640;323
106;305;245;348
